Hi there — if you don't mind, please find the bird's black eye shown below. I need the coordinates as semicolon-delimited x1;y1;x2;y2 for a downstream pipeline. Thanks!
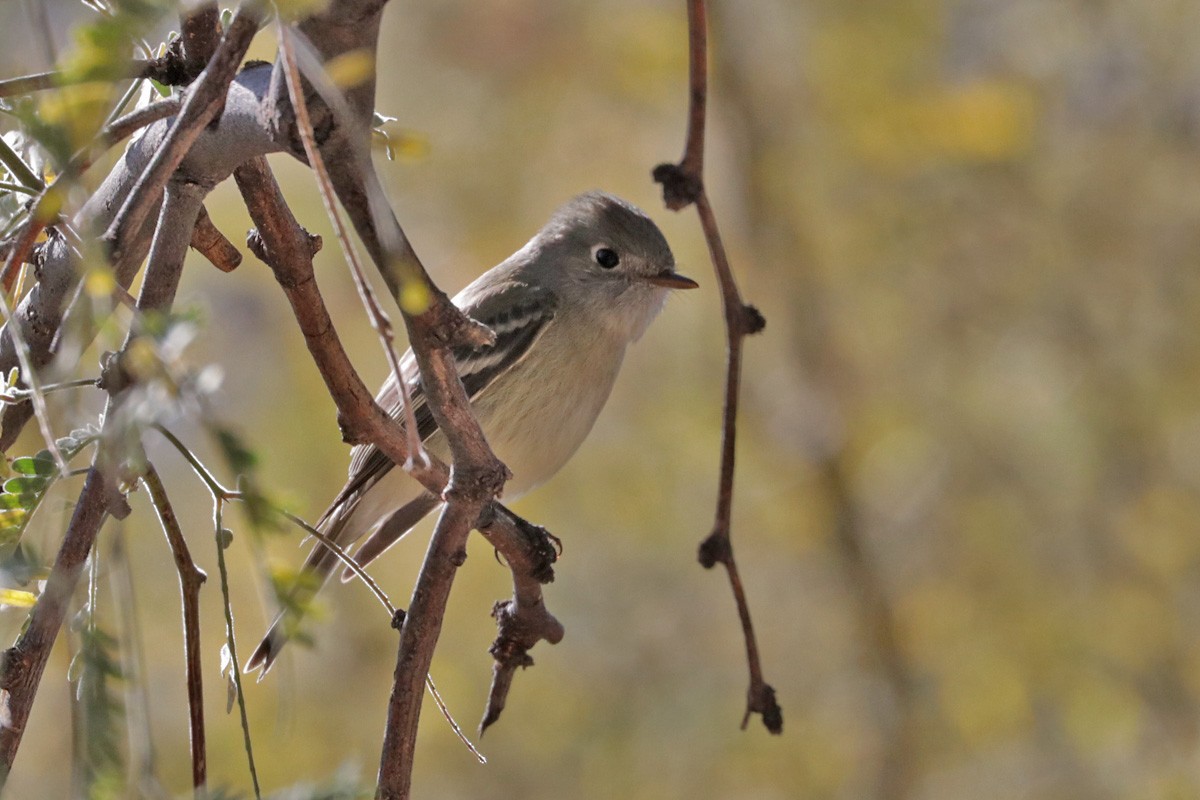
594;247;620;269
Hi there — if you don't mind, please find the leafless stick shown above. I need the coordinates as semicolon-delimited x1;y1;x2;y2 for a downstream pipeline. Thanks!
477;505;564;735
143;464;207;794
190;206;242;272
377;499;480;800
137;182;205;312
0;69;63;98
652;0;779;734
99;98;183;153
211;498;261;800
0;139;42;192
276;26;424;465
0;62;154;100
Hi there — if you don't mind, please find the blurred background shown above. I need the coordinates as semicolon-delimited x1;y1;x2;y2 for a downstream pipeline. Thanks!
4;0;1200;797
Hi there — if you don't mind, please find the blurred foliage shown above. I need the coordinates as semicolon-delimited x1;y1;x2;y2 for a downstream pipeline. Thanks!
0;0;1198;799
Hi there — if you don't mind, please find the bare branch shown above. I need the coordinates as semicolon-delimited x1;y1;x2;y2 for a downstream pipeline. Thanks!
478;506;564;735
653;0;779;735
276;27;424;465
143;465;207;793
100;98;183;154
190;205;242;273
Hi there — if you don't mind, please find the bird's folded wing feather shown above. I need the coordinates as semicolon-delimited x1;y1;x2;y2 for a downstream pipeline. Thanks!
318;282;558;524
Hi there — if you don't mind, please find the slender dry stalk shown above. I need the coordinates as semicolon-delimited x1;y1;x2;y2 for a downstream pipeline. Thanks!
652;0;780;734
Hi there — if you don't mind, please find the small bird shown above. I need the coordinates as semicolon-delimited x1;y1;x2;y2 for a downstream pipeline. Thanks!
246;191;696;674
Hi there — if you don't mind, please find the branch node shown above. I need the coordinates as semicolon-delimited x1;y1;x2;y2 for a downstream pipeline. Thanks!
449;548;467;567
698;529;731;569
516;519;559;584
652;162;703;211
745;683;783;735
334;410;372;446
445;462;509;507
305;232;323;256
191;207;243;272
245;229;267;263
391;608;406;630
741;304;766;336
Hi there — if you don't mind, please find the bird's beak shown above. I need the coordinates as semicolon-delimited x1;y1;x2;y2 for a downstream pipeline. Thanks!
642;269;699;290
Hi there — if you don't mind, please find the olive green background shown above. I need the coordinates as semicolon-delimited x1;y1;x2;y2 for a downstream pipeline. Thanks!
4;1;1200;798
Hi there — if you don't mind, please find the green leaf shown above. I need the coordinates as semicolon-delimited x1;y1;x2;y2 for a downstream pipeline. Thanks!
0;493;25;509
3;476;48;495
11;455;56;476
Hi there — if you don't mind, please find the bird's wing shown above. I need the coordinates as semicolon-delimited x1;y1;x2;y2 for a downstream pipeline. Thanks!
320;282;559;522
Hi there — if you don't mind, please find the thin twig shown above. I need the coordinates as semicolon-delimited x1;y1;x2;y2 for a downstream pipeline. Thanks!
277;509;395;617
0;376;98;404
212;498;261;800
100;98;182;154
190;206;242;273
143;464;207;794
276;25;425;466
0;183;36;197
0;62;151;100
0;139;43;192
652;0;779;734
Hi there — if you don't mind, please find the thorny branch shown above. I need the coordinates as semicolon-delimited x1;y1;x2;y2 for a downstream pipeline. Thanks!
653;0;780;734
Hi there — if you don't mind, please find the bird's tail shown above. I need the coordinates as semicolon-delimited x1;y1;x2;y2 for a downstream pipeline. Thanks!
244;490;440;677
243;505;357;677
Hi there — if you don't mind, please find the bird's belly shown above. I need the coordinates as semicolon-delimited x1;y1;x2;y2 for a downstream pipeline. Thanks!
460;336;623;499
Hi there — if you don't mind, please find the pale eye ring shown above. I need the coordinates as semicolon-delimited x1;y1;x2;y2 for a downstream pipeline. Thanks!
592;245;620;269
